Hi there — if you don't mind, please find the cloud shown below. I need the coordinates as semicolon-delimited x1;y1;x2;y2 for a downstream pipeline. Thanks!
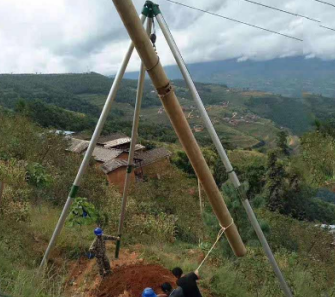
0;0;334;74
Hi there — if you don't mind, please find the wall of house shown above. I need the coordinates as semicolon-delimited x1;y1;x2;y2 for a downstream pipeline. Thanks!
140;158;171;179
106;167;135;192
117;152;129;161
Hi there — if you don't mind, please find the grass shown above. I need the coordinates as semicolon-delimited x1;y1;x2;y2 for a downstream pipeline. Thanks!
0;203;96;297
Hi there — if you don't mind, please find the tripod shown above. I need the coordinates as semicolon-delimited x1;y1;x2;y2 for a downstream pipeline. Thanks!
41;1;293;296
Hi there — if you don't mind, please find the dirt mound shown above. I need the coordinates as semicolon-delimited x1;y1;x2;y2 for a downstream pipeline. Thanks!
97;264;176;297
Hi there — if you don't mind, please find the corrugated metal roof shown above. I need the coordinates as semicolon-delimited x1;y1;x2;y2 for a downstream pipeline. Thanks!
66;138;90;153
104;137;131;149
92;147;123;163
101;159;128;174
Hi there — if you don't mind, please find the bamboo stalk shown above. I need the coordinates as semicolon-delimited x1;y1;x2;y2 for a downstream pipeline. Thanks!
112;0;246;257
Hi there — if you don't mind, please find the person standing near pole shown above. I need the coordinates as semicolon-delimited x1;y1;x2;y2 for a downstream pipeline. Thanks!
172;267;202;297
89;227;119;277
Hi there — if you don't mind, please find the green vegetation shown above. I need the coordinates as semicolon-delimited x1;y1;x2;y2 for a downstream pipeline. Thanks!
1;73;335;297
4;73;335;149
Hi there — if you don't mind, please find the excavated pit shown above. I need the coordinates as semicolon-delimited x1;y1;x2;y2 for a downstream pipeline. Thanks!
96;264;176;297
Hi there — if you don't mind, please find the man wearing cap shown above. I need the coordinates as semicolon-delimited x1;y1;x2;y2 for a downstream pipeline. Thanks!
89;227;119;277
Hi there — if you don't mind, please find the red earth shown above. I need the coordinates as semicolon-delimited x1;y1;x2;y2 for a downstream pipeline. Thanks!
97;264;176;297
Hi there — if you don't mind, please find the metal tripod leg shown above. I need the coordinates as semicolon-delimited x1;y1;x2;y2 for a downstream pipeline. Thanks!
156;12;293;297
39;14;147;268
115;17;152;259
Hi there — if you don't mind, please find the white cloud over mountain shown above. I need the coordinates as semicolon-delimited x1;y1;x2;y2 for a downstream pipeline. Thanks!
0;0;334;74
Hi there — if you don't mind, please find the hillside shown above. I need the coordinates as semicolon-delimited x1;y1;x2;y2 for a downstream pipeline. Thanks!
1;73;334;149
124;57;335;98
1;112;335;297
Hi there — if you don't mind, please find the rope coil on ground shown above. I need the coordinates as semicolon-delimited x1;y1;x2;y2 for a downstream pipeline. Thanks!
197;219;234;271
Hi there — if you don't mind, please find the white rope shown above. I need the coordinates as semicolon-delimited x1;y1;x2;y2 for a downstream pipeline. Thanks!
197;219;234;271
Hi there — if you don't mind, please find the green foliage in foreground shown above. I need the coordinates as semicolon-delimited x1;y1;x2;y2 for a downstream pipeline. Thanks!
0;112;335;297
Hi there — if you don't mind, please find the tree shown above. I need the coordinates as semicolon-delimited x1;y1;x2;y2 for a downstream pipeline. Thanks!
265;150;286;212
276;130;289;156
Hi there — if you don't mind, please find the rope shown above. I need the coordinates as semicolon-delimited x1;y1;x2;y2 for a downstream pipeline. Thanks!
197;219;234;271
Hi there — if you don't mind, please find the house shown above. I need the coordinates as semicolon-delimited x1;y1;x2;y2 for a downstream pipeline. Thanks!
101;147;172;191
66;134;171;192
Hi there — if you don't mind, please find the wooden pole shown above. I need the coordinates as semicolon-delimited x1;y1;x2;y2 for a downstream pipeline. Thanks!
112;0;246;257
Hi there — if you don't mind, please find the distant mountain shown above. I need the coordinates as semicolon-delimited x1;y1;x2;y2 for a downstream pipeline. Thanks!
124;57;335;98
1;73;334;147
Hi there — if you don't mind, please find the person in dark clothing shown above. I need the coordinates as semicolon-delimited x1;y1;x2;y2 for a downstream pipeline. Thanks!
172;267;202;297
158;282;184;297
89;227;119;277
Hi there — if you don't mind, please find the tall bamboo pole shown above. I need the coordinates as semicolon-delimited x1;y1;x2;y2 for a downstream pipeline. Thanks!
112;0;246;257
156;12;293;297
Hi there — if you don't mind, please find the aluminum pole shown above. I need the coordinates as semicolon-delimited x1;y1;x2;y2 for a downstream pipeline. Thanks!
0;181;4;210
112;0;246;257
115;17;152;259
156;12;293;297
40;15;147;268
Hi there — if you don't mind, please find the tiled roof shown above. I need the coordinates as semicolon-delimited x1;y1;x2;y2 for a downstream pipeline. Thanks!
97;133;128;145
104;137;132;149
135;147;172;167
66;138;123;162
101;159;128;174
66;138;89;153
92;147;123;163
122;144;146;152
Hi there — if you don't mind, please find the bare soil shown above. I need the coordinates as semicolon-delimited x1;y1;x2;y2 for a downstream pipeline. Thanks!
97;264;176;297
65;244;176;297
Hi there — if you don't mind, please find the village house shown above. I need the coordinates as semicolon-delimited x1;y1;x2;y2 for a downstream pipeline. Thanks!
66;133;171;192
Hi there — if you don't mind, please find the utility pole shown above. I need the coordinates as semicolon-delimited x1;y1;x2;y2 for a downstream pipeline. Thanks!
112;0;246;257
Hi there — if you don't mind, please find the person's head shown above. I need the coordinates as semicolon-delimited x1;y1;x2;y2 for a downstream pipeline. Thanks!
142;288;157;297
172;267;183;279
94;227;103;237
161;283;173;294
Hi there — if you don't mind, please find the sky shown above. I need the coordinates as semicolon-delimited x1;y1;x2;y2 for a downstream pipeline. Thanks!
0;0;334;74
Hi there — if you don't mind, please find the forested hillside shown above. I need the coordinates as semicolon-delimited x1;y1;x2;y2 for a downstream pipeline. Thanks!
0;73;335;297
1;73;334;148
125;57;335;98
0;110;335;297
